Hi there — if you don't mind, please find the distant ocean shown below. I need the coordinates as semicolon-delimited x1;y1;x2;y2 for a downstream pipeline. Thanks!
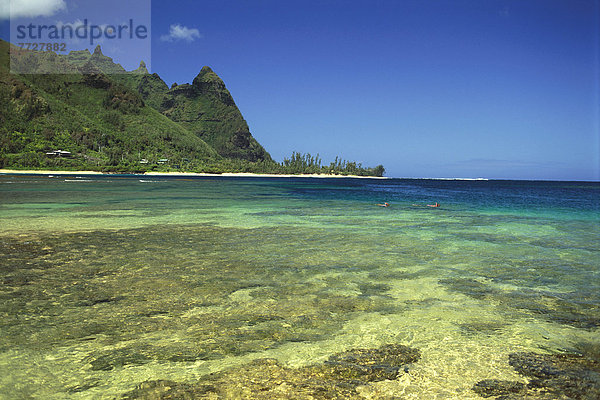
1;175;598;398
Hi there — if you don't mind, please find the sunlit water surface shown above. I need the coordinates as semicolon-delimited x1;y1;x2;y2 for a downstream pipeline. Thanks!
0;175;598;399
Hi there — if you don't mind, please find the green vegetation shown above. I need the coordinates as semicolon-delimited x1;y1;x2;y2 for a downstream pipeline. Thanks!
177;152;384;176
0;40;385;176
280;152;385;176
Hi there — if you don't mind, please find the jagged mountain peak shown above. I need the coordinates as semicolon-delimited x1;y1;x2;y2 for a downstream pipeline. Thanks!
192;66;225;87
191;66;235;108
80;45;126;74
132;60;148;74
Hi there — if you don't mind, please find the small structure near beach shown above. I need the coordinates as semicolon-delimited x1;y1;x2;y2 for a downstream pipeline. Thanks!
45;150;72;157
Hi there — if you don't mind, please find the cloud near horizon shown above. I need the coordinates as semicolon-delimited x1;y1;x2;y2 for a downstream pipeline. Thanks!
0;0;67;20
160;24;201;42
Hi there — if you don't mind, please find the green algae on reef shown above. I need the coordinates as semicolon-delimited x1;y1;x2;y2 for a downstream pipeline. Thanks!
0;224;399;352
473;348;600;399
439;277;600;330
124;344;421;399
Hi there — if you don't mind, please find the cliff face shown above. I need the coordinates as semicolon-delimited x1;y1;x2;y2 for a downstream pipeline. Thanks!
157;66;271;162
192;66;236;105
135;66;271;162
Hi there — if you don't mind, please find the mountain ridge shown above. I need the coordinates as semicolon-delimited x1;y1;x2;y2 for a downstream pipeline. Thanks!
0;40;271;171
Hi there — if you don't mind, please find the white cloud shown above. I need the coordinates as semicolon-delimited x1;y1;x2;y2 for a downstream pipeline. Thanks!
55;18;85;29
0;0;67;20
160;24;201;42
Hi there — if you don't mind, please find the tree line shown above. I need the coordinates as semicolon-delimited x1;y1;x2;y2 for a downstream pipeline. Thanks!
280;152;385;177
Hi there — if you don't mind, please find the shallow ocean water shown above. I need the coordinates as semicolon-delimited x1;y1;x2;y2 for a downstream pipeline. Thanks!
0;175;598;399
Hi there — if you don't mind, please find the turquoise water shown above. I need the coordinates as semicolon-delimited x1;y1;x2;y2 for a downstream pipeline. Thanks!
0;175;598;398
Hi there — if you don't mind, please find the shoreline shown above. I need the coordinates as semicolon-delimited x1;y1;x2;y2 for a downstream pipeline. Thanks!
0;169;388;179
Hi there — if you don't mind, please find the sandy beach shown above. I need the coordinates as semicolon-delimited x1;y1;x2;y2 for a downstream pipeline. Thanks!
0;169;388;179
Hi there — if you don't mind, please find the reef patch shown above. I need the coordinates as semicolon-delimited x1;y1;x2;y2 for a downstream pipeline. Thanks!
124;343;421;399
472;349;600;399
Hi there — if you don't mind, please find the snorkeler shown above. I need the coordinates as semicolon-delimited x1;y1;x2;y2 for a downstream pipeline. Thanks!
412;202;441;207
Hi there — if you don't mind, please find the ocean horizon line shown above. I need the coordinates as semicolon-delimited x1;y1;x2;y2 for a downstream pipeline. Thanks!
1;169;599;183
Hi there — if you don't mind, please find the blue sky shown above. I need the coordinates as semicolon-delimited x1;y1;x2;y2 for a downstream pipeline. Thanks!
1;0;599;180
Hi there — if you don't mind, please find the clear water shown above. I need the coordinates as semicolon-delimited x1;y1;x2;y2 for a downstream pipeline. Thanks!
0;175;598;399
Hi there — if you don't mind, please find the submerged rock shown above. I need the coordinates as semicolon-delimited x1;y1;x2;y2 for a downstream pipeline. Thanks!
472;350;600;399
124;343;421;399
510;352;600;399
318;344;421;383
440;278;600;329
87;348;151;371
472;379;526;398
458;321;508;337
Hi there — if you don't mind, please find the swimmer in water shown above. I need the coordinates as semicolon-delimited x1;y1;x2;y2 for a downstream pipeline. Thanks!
427;202;440;207
376;202;390;207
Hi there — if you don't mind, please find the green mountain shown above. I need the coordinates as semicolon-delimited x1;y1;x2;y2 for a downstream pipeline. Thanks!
115;65;270;162
0;41;225;172
57;45;270;162
0;40;272;172
162;66;269;162
0;40;384;176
